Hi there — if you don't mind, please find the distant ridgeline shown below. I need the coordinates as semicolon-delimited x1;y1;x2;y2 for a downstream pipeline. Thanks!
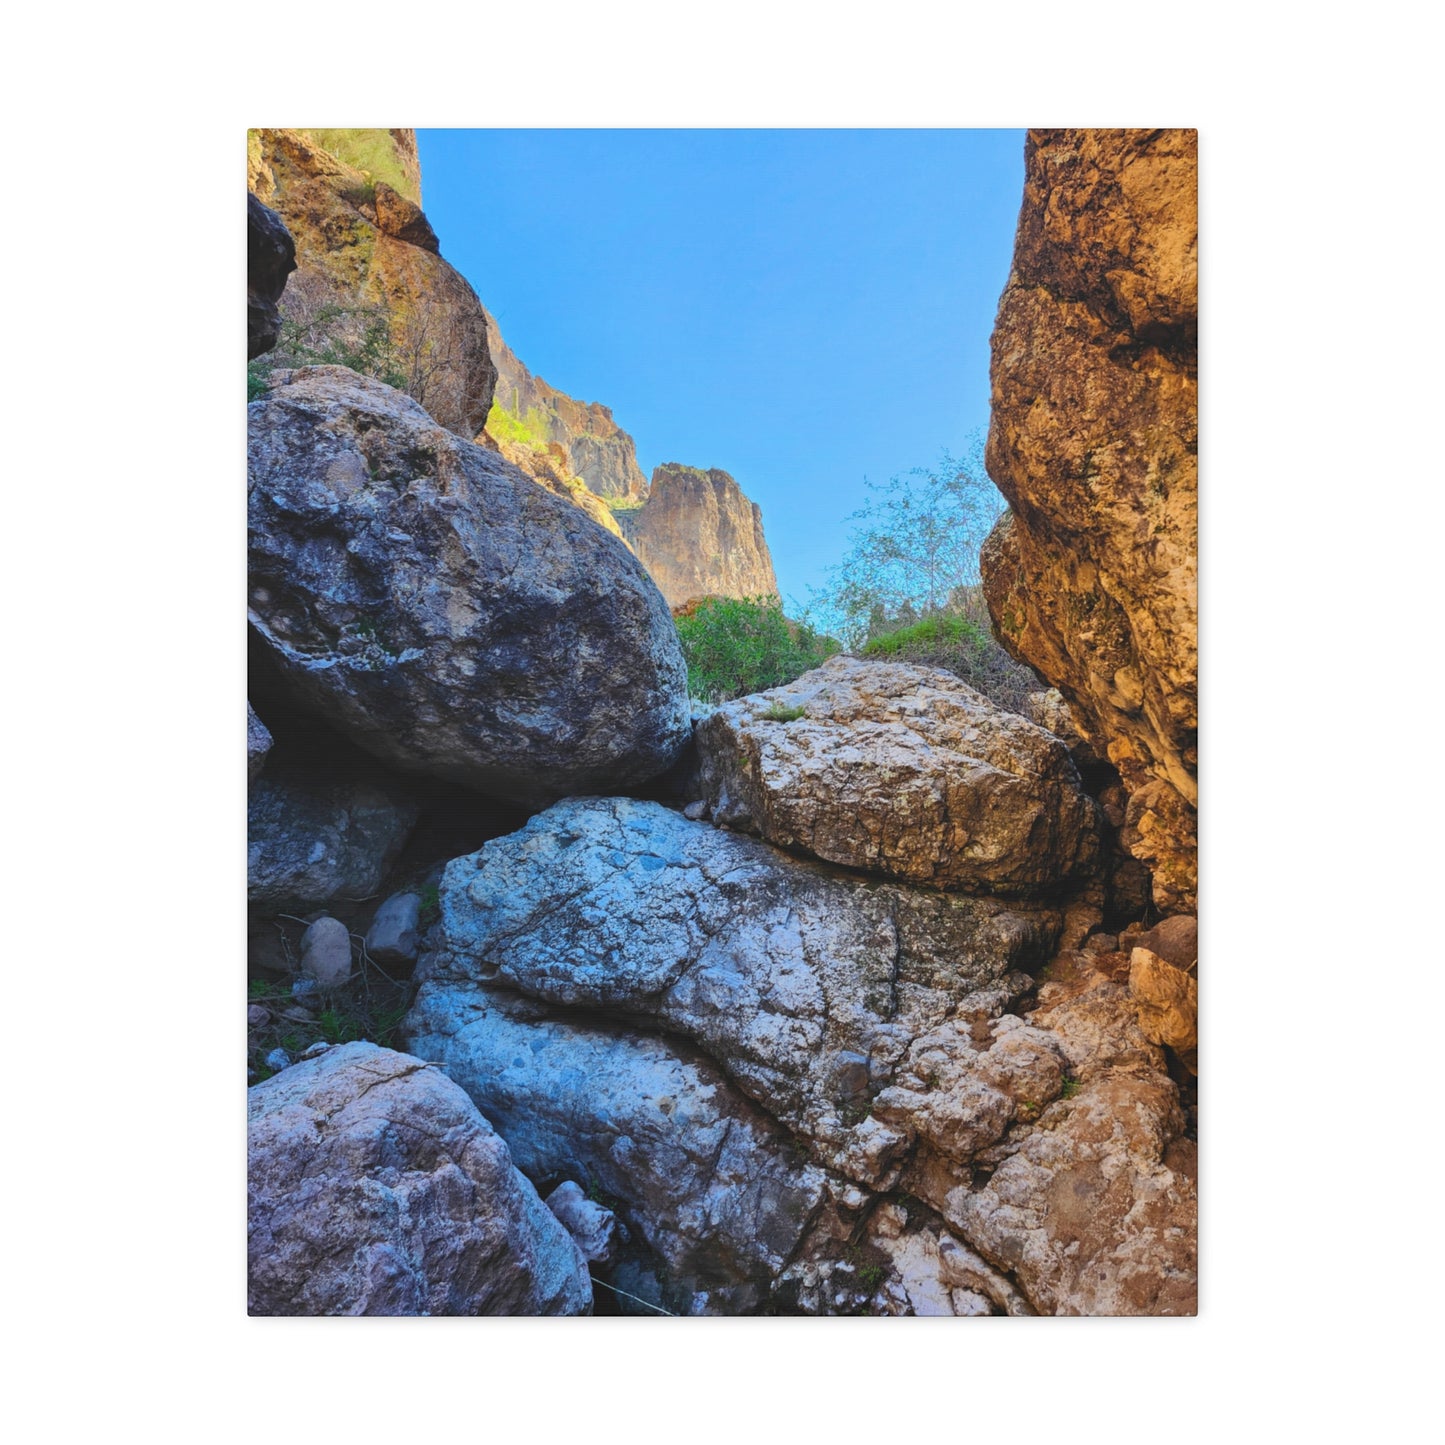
248;126;778;607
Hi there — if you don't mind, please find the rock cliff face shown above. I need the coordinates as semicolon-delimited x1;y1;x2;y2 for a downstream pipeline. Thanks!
247;128;497;439
485;310;649;502
980;129;1197;914
618;463;780;609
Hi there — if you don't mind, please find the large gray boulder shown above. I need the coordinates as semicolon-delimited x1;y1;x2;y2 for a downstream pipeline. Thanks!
247;367;691;806
247;1042;592;1315
416;797;1063;1184
404;985;827;1313
247;773;417;907
695;655;1100;896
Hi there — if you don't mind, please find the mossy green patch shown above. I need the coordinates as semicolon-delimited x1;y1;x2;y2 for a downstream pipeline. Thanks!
302;129;419;203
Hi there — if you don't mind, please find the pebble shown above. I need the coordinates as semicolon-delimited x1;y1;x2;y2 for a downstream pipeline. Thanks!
265;1048;292;1072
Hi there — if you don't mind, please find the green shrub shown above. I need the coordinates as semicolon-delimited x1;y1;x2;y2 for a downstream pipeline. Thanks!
675;596;840;704
861;589;1042;716
301;129;419;203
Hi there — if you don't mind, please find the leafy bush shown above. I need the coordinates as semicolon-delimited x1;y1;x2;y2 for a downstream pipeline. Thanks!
861;588;1042;715
675;596;840;704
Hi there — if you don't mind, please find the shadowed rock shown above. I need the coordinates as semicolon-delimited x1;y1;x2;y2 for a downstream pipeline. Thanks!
247;193;296;360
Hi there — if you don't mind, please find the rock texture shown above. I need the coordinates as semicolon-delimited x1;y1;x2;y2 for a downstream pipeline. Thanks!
405;985;827;1312
618;463;780;609
1129;946;1198;1069
247;1043;591;1315
696;656;1100;896
365;891;421;965
398;798;1194;1315
247;193;296;360
485;309;649;502
486;432;629;546
247;367;691;806
246;702;272;784
247;772;417;907
980;128;1197;914
419;797;1061;1177
248;128;496;438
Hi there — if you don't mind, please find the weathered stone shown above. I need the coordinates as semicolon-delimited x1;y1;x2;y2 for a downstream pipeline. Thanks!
948;1069;1196;1316
247;1042;591;1315
1024;688;1102;767
545;1181;621;1266
248;129;496;438
248;367;691;806
1129;946;1198;1069
247;772;417;907
419;797;1060;1184
617;463;780;608
1132;914;1198;970
264;1048;292;1073
373;181;438;252
365;891;421;965
402;984;827;1309
248;1004;271;1028
696;655;1100;896
247;193;296;360
247;702;273;785
981;128;1197;914
300;916;352;988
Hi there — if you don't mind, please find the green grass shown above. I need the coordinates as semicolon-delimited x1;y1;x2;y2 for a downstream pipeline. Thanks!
302;129;419;203
862;614;986;657
761;703;807;723
485;400;553;450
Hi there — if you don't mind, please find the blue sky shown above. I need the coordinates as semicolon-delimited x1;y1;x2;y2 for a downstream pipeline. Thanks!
417;129;1026;610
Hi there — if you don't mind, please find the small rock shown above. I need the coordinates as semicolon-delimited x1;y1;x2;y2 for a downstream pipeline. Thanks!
301;917;352;988
682;800;709;821
291;978;321;1007
247;1004;271;1028
1129;947;1199;1069
1083;933;1119;955
265;1048;292;1072
545;1181;621;1266
365;891;422;965
1133;914;1198;970
299;1041;332;1060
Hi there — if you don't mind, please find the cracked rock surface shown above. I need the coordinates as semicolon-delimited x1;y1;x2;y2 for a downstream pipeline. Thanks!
246;1042;592;1315
696;656;1101;896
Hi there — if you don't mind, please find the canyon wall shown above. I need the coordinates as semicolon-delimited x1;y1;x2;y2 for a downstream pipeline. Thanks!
485;311;649;503
248;127;497;438
619;463;780;610
980;128;1197;915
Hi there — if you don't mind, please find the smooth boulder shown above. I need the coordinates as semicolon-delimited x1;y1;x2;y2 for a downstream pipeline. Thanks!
365;890;421;965
248;367;691;806
695;656;1100;895
247;1042;592;1315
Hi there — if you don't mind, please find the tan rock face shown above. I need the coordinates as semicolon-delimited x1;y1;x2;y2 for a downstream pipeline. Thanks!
618;463;780;609
695;655;1101;896
485;433;630;546
980;128;1197;914
248;128;497;439
485;310;649;502
1129;946;1198;1071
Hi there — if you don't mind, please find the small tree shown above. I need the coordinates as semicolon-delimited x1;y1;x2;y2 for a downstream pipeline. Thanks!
806;444;1006;650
